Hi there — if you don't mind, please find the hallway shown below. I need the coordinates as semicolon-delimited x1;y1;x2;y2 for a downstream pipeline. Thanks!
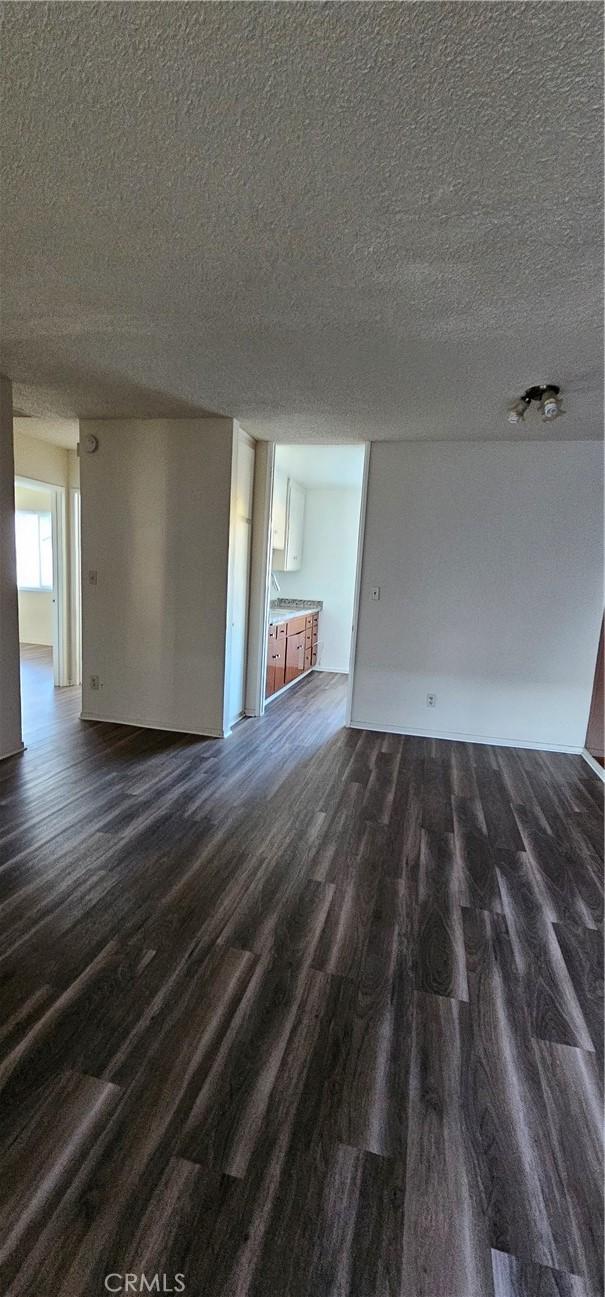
0;670;602;1296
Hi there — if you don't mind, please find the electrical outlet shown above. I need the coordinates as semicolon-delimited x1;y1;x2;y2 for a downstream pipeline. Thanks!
371;586;381;601
89;675;100;691
426;692;437;708
88;570;98;586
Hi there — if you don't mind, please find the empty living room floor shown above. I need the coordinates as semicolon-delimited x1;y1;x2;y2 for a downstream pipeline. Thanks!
0;670;602;1296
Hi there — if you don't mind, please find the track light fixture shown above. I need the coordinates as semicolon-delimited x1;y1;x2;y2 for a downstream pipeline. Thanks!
508;385;564;426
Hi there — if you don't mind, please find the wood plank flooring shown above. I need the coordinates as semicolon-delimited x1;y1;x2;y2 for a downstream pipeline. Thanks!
0;655;603;1296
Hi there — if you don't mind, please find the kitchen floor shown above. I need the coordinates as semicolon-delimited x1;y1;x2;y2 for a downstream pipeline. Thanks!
0;670;602;1296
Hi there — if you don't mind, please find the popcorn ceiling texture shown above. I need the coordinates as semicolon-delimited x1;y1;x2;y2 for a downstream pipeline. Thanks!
1;2;602;441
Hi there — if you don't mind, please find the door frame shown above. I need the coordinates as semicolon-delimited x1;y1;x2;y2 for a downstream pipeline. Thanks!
244;440;370;723
223;425;256;734
345;442;371;726
70;487;82;687
244;441;275;718
15;475;70;687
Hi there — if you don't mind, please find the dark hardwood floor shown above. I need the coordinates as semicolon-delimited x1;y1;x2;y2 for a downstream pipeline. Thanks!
0;659;603;1296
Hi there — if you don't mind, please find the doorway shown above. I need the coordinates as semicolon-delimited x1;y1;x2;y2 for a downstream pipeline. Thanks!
14;476;69;684
247;443;367;717
585;616;604;769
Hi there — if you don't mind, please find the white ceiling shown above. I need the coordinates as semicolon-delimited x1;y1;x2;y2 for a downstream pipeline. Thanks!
276;444;365;490
1;3;602;442
13;417;79;450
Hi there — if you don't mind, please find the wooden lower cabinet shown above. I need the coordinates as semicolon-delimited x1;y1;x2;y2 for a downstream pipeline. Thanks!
285;630;306;684
266;630;286;697
266;612;320;698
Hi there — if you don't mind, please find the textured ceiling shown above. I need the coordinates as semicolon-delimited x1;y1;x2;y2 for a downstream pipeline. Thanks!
1;2;602;442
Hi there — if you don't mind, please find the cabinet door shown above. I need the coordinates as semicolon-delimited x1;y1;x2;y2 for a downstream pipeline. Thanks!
266;628;276;697
266;631;286;697
285;630;305;683
284;480;305;570
271;469;288;550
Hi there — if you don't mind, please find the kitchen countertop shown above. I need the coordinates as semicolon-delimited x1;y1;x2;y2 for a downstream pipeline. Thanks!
268;603;321;626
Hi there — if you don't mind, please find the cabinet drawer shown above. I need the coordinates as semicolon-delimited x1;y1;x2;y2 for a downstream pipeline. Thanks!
304;646;312;670
305;629;313;646
311;646;318;666
276;622;287;640
305;614;314;630
286;614;307;637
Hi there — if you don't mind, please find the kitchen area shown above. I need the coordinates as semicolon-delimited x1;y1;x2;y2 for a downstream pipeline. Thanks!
265;444;365;704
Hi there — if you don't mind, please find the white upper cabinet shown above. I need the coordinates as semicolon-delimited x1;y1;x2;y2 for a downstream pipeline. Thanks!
272;476;306;571
284;479;305;569
271;469;288;550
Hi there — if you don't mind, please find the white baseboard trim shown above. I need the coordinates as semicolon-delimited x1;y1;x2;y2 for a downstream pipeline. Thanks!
314;665;349;675
80;712;227;739
0;741;25;762
348;719;583;754
581;748;605;782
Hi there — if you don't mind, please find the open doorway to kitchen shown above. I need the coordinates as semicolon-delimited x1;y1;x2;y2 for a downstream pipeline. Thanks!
262;444;366;712
13;417;81;744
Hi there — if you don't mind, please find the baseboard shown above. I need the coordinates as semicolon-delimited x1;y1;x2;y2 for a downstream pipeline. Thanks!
348;719;583;754
314;665;349;674
80;711;227;739
0;741;25;762
581;748;605;782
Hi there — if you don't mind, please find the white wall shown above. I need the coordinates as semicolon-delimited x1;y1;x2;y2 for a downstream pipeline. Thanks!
276;486;363;673
80;418;237;737
17;592;53;646
351;440;603;751
0;376;23;760
15;483;54;645
13;426;79;489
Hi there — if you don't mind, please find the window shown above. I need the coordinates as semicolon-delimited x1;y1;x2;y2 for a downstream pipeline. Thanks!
15;510;53;590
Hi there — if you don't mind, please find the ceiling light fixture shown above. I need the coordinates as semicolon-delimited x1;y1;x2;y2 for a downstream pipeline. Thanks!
507;384;565;426
508;397;530;425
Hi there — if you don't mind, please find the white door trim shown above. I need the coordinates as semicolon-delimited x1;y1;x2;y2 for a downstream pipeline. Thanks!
345;442;371;727
244;441;274;718
70;487;82;687
15;475;70;686
581;747;605;782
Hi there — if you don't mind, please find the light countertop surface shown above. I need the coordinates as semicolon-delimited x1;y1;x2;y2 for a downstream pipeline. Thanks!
268;605;320;626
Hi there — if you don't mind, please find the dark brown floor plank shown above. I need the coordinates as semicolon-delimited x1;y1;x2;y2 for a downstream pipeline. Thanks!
401;991;494;1297
414;828;468;1000
462;907;589;1276
491;1249;590;1297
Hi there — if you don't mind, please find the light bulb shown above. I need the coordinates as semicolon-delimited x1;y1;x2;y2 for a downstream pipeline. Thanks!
539;389;564;421
508;400;527;424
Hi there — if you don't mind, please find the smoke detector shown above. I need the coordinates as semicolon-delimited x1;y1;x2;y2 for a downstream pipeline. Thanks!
508;384;564;426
